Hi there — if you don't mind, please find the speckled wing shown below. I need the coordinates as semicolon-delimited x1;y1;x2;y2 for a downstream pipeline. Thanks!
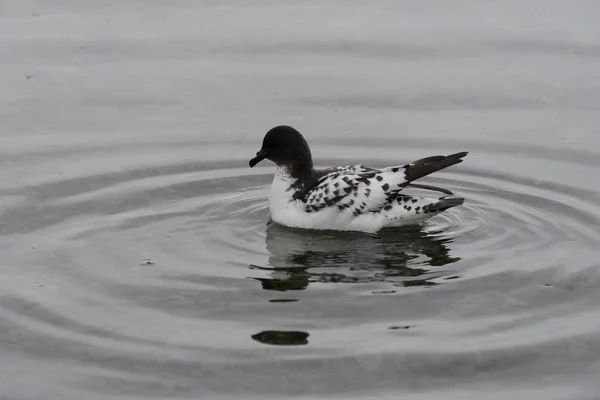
301;152;468;214
302;164;406;214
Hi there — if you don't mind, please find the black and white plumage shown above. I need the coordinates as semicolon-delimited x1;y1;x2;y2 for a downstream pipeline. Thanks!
249;125;468;233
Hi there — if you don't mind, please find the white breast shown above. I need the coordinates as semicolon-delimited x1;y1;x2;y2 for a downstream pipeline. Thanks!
267;168;334;229
268;168;295;216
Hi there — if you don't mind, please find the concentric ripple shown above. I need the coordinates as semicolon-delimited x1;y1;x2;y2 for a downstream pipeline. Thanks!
1;139;600;399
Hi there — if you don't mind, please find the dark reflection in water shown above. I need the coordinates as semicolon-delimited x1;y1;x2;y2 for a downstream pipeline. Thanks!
251;222;461;291
251;330;310;346
268;298;299;303
388;325;416;330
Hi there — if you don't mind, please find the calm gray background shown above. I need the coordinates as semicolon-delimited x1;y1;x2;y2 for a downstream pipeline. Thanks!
1;1;600;399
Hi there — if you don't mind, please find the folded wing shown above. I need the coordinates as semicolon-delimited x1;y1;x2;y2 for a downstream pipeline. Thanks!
301;152;468;214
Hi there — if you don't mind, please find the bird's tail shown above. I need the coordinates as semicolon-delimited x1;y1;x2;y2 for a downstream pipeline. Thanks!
427;195;465;212
403;151;468;183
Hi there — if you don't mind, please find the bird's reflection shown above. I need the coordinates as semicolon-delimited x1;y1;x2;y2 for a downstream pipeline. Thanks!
251;330;309;346
251;222;461;291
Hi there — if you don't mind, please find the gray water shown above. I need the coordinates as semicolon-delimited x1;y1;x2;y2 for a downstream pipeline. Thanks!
2;1;600;399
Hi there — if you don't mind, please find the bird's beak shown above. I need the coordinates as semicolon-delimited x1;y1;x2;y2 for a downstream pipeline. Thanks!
249;148;267;168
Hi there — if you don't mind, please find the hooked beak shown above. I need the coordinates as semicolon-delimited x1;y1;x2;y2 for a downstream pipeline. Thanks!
249;148;267;168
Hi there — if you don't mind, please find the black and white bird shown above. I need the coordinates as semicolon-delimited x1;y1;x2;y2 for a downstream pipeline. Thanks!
249;125;468;233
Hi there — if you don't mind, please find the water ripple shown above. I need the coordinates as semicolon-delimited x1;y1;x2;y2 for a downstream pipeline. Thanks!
1;138;600;398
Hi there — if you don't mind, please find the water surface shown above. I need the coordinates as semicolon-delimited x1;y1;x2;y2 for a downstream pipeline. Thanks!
2;1;600;399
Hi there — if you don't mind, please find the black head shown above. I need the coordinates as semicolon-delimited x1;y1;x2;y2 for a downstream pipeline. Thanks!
249;125;313;175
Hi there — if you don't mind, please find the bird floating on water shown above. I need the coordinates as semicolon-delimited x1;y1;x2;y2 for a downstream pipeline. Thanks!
249;125;467;233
